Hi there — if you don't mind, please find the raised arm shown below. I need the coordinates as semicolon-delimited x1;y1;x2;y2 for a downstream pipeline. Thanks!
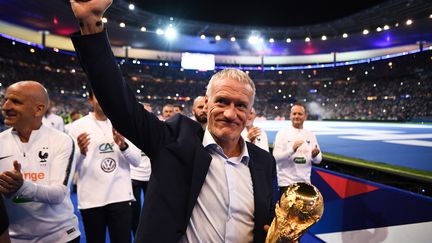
70;0;169;158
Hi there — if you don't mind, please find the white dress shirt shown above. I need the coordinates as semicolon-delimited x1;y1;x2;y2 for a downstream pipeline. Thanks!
181;129;254;243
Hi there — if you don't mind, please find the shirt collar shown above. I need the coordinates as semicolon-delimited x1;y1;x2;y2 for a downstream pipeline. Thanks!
202;128;250;166
11;124;45;143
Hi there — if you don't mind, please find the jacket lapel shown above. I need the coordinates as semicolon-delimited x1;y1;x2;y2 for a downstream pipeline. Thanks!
186;125;212;223
247;144;267;240
186;144;212;221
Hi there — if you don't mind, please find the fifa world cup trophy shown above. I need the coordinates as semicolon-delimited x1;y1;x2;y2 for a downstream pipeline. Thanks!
266;182;324;243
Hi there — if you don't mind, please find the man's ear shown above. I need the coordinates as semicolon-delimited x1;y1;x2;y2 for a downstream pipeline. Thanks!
35;104;46;117
204;96;209;110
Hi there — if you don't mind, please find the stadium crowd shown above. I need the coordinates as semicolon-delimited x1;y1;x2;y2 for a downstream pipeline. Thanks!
1;35;431;126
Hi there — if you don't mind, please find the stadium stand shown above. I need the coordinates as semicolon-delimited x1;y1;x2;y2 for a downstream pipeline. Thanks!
1;35;431;125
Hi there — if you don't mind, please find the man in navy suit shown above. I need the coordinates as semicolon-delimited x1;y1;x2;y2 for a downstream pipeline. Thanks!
69;1;275;242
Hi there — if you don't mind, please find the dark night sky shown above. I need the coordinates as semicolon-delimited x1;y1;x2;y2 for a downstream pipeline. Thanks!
134;0;388;27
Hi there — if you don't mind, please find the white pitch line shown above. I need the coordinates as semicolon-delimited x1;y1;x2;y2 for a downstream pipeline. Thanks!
385;139;432;147
340;133;432;141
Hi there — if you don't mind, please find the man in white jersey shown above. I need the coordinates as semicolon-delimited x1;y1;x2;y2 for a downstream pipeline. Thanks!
273;103;322;194
68;90;141;243
0;81;80;243
42;100;65;132
241;108;269;152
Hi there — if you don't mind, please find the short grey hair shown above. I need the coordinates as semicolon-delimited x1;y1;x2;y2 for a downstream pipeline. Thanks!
206;68;256;106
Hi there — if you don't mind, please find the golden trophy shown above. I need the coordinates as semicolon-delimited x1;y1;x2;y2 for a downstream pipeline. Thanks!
266;182;324;243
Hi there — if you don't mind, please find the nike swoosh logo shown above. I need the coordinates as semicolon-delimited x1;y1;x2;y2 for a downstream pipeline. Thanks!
0;155;13;160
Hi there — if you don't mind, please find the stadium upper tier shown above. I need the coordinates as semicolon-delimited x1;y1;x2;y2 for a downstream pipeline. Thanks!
0;35;431;122
0;0;431;63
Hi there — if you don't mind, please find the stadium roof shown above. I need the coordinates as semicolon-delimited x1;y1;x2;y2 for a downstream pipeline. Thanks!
0;0;431;58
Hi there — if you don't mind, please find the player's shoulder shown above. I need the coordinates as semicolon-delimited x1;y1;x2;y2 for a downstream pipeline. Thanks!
0;127;13;139
69;115;91;130
42;125;71;141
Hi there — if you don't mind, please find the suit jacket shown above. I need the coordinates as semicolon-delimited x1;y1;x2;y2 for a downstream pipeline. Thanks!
72;30;276;243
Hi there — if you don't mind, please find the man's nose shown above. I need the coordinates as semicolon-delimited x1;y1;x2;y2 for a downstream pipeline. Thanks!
224;104;237;119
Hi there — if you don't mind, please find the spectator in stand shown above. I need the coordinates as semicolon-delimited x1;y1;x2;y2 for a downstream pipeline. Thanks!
191;96;207;129
273;103;322;194
42;100;65;132
68;91;141;243
241;108;269;152
130;102;153;236
0;81;80;242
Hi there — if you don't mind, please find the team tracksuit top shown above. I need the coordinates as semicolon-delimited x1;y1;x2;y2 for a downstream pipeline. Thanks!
0;125;80;242
130;151;151;182
68;112;141;209
273;126;322;186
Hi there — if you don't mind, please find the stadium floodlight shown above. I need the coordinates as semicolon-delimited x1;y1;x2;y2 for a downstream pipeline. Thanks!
156;28;164;35
165;26;177;40
248;35;259;44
